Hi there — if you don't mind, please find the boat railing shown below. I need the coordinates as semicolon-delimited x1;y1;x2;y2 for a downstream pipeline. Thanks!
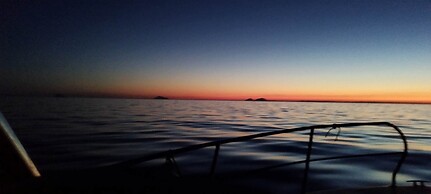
0;111;408;194
111;122;408;194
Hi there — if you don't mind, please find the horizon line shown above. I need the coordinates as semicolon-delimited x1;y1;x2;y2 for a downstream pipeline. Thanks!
2;93;431;105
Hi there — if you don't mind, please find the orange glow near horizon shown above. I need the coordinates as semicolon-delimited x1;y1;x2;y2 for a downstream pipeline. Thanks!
102;83;431;103
64;68;431;104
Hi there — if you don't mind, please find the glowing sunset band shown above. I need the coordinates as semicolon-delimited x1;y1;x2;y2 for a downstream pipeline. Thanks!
102;84;431;104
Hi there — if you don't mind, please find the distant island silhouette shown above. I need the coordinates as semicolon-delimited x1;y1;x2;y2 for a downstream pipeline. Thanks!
245;98;267;101
154;96;168;100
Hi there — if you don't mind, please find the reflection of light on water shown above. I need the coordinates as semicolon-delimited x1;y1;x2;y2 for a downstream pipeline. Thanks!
368;171;393;183
411;143;431;151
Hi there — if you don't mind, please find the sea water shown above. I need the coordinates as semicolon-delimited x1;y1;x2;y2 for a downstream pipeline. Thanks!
1;97;430;193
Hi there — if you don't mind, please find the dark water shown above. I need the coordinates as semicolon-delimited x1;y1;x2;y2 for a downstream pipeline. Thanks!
1;97;430;193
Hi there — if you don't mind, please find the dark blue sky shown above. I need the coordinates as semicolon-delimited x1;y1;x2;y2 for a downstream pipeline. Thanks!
2;0;431;102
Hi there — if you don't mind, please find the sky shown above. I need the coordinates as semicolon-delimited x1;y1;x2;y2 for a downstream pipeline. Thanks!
1;0;431;103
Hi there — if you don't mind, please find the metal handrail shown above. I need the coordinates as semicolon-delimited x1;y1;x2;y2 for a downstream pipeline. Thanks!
110;122;408;193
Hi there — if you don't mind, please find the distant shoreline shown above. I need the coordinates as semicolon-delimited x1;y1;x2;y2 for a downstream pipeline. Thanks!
1;94;430;105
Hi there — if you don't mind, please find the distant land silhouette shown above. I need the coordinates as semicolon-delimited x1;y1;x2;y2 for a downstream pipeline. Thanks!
245;98;267;101
154;96;168;100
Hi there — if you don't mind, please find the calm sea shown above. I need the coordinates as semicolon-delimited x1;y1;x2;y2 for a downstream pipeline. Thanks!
1;97;430;193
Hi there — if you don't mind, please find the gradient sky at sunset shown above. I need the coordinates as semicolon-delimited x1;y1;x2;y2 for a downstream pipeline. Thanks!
2;0;431;103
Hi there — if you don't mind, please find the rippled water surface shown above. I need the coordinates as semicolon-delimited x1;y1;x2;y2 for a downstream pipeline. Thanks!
1;97;430;193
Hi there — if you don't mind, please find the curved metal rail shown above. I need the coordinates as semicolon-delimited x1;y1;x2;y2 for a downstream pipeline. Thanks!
111;122;408;193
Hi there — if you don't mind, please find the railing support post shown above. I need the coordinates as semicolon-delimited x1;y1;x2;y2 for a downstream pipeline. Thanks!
301;128;315;194
165;151;182;177
390;124;408;187
210;144;220;176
